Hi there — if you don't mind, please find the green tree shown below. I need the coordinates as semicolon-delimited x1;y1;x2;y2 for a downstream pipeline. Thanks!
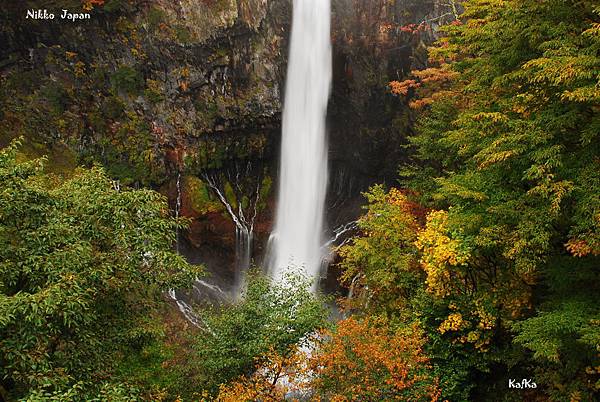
337;185;425;319
192;270;329;394
0;140;201;399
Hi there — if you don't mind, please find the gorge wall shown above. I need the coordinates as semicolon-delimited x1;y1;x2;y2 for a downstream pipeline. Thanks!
0;0;457;287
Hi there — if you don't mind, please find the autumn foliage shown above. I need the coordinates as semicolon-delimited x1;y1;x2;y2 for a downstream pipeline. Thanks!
389;67;459;109
215;348;310;402
340;1;600;400
214;317;440;402
311;317;440;401
82;0;104;11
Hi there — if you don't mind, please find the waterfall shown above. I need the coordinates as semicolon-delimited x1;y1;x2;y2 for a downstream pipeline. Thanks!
269;0;332;284
323;220;359;249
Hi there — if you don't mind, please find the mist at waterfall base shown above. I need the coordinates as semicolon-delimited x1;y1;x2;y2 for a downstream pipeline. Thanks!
267;0;332;286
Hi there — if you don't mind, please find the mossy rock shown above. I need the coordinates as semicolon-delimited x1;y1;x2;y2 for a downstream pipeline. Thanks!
40;83;71;116
184;175;223;215
111;66;144;96
146;7;167;32
223;180;238;211
257;174;272;211
9;137;78;177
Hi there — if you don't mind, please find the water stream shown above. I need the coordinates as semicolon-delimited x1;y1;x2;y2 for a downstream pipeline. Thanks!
269;0;332;285
175;173;182;254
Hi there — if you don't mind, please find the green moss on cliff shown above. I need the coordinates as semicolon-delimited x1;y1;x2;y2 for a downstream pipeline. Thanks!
146;7;167;32
184;176;223;215
111;66;144;96
223;181;238;211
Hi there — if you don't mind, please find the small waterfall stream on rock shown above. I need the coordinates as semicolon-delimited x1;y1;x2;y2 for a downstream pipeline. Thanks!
269;0;332;284
204;171;258;291
175;173;182;254
169;172;204;327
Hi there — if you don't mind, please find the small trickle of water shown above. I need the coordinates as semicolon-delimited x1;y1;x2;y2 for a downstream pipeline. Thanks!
175;173;182;253
269;0;332;285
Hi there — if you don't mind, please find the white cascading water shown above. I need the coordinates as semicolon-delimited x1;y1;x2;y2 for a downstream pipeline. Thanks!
269;0;332;284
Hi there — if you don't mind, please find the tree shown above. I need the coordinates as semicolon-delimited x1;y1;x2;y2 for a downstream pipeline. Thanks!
337;186;497;400
337;185;426;318
0;140;201;399
311;317;440;401
216;317;440;402
392;0;600;399
192;270;329;394
215;347;311;402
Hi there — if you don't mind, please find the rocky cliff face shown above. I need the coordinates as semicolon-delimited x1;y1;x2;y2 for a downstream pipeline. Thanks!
1;0;289;181
328;0;458;182
0;0;457;286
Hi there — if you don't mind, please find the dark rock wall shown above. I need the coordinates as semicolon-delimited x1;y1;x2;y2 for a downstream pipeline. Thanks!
325;0;458;229
1;0;290;182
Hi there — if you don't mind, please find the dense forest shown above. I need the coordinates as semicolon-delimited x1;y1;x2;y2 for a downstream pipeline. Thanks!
1;0;599;401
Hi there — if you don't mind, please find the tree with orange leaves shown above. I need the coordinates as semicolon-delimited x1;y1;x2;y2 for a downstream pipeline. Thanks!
310;317;440;401
82;0;105;11
215;347;312;402
215;317;440;402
